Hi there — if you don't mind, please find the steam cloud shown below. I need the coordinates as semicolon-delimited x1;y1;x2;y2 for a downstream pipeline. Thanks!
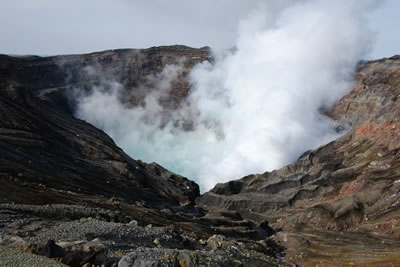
75;0;377;191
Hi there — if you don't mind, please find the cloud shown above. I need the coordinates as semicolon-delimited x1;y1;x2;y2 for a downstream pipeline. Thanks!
75;0;378;191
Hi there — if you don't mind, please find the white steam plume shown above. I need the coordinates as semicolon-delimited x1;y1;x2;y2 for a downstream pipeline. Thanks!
75;0;377;191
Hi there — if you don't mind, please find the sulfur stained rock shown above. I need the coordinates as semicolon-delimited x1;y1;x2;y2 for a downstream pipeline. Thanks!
198;55;400;265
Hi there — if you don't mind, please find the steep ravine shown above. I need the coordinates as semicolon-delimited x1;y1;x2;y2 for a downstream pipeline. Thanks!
0;47;400;266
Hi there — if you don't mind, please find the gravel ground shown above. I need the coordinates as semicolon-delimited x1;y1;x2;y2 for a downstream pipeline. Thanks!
0;246;67;267
0;204;126;222
0;204;287;266
25;218;186;250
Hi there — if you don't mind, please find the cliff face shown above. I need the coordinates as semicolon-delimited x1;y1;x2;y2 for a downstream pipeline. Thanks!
1;47;400;266
199;56;400;265
0;84;199;209
0;45;210;114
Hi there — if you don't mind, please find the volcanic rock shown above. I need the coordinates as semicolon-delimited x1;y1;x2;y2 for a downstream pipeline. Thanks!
1;47;400;266
0;46;287;266
39;240;63;258
199;55;400;265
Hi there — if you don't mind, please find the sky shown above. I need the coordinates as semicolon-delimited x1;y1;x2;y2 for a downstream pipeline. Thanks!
0;0;398;59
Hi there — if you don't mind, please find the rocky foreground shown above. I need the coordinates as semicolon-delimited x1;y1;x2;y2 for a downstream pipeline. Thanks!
0;46;400;266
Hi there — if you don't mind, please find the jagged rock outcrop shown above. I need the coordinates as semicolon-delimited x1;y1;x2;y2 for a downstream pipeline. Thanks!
199;56;400;265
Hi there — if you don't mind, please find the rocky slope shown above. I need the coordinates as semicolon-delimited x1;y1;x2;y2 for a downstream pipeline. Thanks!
199;56;400;265
0;47;287;267
0;47;400;266
0;46;209;208
0;78;198;208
